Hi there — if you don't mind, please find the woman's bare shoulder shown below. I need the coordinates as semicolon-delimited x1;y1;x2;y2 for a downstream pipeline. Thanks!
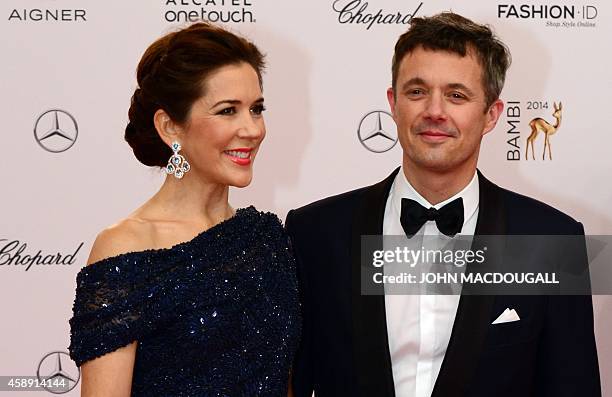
87;217;155;266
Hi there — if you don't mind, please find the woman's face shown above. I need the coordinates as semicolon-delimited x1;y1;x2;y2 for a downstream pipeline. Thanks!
180;62;266;188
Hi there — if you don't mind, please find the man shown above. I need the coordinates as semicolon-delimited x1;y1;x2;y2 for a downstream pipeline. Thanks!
286;12;600;397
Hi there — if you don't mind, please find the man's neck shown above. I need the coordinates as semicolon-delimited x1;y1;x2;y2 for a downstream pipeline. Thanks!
402;161;477;206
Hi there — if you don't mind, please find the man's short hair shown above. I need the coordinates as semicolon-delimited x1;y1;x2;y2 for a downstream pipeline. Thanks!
392;12;511;109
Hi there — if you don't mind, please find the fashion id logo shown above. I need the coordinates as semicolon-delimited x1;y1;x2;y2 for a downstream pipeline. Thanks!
497;4;598;28
164;0;256;23
332;0;423;30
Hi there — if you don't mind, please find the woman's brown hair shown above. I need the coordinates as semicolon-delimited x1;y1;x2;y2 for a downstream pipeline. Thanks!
125;22;265;167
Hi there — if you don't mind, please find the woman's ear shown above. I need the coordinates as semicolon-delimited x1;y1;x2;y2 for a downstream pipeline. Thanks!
154;109;182;147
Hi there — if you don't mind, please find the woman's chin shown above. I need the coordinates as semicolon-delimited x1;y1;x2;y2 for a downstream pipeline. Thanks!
228;173;253;188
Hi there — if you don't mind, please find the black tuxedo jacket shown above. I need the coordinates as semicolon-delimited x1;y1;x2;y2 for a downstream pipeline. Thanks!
286;168;600;397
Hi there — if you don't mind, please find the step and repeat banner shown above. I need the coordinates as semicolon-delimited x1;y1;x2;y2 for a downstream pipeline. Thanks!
1;0;611;395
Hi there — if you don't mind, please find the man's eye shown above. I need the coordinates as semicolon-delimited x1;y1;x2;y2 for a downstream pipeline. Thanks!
406;88;426;98
251;104;266;115
450;92;467;100
217;107;236;115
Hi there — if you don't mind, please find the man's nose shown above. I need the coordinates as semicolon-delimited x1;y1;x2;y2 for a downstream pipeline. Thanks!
423;92;447;121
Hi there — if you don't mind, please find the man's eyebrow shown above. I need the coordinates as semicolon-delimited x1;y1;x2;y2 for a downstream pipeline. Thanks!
400;77;427;91
400;79;477;97
447;83;476;97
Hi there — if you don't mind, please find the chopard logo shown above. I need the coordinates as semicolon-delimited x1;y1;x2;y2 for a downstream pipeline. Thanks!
0;239;84;271
332;0;423;30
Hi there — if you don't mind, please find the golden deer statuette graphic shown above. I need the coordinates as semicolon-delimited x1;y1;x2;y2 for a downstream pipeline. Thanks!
525;102;562;160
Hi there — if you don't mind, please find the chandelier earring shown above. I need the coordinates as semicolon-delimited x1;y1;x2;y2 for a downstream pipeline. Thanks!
165;141;191;179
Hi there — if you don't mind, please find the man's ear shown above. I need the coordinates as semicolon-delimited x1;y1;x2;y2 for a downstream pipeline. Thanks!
387;87;397;120
153;109;181;146
482;99;504;136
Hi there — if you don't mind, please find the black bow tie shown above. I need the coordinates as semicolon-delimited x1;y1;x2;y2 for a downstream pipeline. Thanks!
400;197;464;237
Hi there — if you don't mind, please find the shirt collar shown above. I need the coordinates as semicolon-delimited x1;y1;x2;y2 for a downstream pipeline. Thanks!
391;166;480;226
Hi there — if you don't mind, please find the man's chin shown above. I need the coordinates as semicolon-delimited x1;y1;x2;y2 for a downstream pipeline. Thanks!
405;154;459;173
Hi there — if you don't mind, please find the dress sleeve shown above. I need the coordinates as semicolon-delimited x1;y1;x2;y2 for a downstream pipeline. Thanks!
68;255;157;366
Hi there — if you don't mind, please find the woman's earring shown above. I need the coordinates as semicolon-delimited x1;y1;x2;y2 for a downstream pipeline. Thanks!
165;141;191;179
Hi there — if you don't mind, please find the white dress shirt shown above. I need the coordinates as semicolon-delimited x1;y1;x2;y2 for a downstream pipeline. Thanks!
382;166;479;397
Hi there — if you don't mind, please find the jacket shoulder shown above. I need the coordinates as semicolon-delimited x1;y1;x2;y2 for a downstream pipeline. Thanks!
499;186;583;234
287;167;400;228
286;186;368;229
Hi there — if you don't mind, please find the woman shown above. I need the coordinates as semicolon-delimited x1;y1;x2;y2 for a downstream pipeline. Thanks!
69;22;300;396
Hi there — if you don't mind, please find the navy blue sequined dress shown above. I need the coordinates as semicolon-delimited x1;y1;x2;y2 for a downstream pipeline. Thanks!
69;207;301;396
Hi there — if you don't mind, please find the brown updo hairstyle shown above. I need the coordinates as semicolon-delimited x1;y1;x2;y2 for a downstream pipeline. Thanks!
125;22;265;167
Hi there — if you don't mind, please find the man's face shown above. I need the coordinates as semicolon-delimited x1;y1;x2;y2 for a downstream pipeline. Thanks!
387;46;503;174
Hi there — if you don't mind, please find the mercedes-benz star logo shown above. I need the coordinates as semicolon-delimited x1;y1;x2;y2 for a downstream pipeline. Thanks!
357;110;398;153
37;351;80;394
33;109;78;153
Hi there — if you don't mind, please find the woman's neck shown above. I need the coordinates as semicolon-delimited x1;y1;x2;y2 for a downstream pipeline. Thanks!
140;172;234;228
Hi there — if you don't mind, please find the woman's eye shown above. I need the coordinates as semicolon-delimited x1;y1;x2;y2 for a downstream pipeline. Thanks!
218;107;236;115
250;104;266;115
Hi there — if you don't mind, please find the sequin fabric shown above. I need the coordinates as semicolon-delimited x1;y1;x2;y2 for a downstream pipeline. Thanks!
69;206;301;396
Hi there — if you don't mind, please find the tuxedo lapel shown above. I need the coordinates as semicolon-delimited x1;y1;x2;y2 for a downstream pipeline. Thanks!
351;167;400;397
431;170;506;397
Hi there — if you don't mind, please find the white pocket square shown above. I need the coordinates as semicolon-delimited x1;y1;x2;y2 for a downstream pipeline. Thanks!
492;308;521;324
